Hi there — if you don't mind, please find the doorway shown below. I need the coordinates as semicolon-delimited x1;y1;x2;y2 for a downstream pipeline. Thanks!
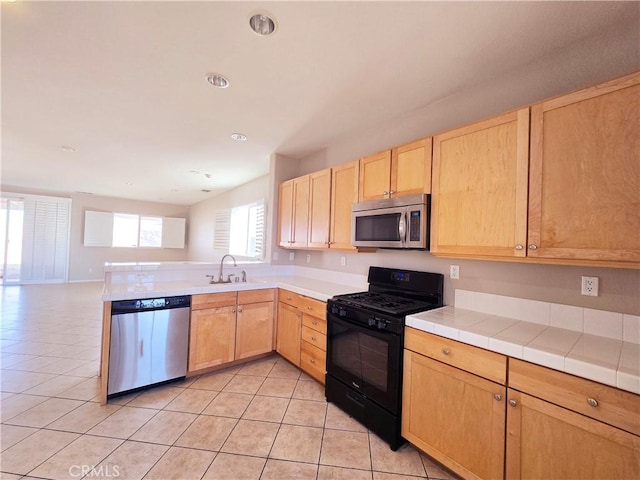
0;197;24;284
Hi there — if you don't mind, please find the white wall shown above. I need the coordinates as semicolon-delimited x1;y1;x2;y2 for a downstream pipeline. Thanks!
1;186;190;282
188;175;269;262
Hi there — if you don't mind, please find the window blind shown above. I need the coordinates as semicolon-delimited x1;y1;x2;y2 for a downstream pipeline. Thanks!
20;195;71;283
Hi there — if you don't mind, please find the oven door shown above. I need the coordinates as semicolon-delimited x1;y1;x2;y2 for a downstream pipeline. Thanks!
326;313;402;414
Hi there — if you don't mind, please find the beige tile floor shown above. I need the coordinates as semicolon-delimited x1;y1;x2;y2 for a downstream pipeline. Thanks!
1;283;459;480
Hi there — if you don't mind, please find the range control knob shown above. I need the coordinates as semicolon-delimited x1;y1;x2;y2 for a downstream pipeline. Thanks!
339;308;347;317
377;320;387;330
331;305;339;315
368;317;377;327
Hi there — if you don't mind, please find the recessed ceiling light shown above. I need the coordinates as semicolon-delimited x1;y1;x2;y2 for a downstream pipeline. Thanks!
231;133;248;141
249;13;277;36
205;73;229;88
60;145;76;152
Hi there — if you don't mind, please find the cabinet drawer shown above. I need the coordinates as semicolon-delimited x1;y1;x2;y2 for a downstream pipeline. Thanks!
405;327;507;385
299;297;326;320
509;358;640;436
192;292;237;310
301;325;326;351
238;288;275;304
301;341;326;384
302;315;327;335
278;289;302;308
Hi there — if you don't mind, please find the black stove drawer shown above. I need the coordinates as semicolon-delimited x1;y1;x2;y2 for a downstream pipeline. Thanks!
325;374;404;451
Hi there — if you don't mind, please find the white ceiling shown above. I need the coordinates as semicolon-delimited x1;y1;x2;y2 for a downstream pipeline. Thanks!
2;1;639;205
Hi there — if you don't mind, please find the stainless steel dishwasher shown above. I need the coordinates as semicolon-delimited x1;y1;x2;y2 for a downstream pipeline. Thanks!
108;295;190;397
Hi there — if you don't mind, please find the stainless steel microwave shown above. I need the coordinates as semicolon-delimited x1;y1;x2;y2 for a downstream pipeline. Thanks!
351;194;430;249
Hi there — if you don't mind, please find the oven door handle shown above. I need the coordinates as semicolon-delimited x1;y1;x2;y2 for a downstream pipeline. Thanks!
398;212;407;245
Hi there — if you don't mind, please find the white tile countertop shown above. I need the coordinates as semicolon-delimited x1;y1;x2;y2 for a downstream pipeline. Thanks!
102;264;367;303
407;290;640;395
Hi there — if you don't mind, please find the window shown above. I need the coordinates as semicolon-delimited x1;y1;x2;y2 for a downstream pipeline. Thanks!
84;211;185;248
214;200;265;259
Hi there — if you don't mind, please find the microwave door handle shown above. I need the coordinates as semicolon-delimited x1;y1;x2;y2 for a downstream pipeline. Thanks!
398;212;407;245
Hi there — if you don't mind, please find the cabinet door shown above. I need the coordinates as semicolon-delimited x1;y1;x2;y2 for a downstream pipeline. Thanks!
359;150;392;201
291;175;310;248
329;160;359;250
276;302;301;366
307;168;332;248
391;137;432;196
528;72;640;264
188;306;236;371
506;389;640;480
402;350;506;480
431;109;529;258
278;180;294;247
236;301;274;360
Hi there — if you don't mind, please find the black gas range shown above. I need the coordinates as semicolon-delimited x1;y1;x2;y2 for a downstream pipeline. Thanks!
325;266;444;450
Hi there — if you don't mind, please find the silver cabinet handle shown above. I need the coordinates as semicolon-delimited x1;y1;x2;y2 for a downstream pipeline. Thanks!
587;398;599;408
389;190;395;195
383;190;389;196
232;308;236;313
494;393;502;401
312;320;318;325
311;336;317;341
297;312;303;318
509;399;517;407
286;296;292;300
307;306;312;310
442;348;451;355
515;244;524;250
237;307;242;313
310;358;315;364
529;244;538;250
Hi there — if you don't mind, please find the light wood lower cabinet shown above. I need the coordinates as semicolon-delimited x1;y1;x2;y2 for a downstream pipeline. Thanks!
276;301;302;366
506;358;640;480
189;289;275;372
276;289;326;383
403;330;640;480
402;328;507;480
235;290;275;360
189;302;236;371
506;389;640;479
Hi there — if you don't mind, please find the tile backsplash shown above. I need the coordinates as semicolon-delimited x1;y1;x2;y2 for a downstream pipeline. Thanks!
455;289;640;344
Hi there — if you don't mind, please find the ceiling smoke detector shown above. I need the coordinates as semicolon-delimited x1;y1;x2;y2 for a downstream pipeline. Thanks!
205;73;229;88
231;133;247;141
60;145;76;152
249;13;277;36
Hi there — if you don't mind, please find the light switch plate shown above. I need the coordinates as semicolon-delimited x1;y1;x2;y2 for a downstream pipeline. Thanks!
289;252;295;261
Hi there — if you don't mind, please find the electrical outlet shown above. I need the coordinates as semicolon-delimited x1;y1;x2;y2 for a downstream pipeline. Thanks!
289;252;295;261
306;254;311;263
581;276;599;296
450;265;460;279
340;256;346;266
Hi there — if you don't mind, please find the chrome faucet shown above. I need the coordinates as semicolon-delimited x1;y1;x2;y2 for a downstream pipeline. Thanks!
217;254;237;283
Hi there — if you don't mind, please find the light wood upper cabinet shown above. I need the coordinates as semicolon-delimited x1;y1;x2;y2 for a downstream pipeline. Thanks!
528;72;640;264
359;150;392;201
329;160;359;250
431;108;530;258
278;175;310;248
291;175;310;248
391;137;432;197
278;180;294;248
307;168;332;248
359;138;432;202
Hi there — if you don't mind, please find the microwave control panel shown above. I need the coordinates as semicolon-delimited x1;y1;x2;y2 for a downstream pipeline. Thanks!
409;211;421;241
